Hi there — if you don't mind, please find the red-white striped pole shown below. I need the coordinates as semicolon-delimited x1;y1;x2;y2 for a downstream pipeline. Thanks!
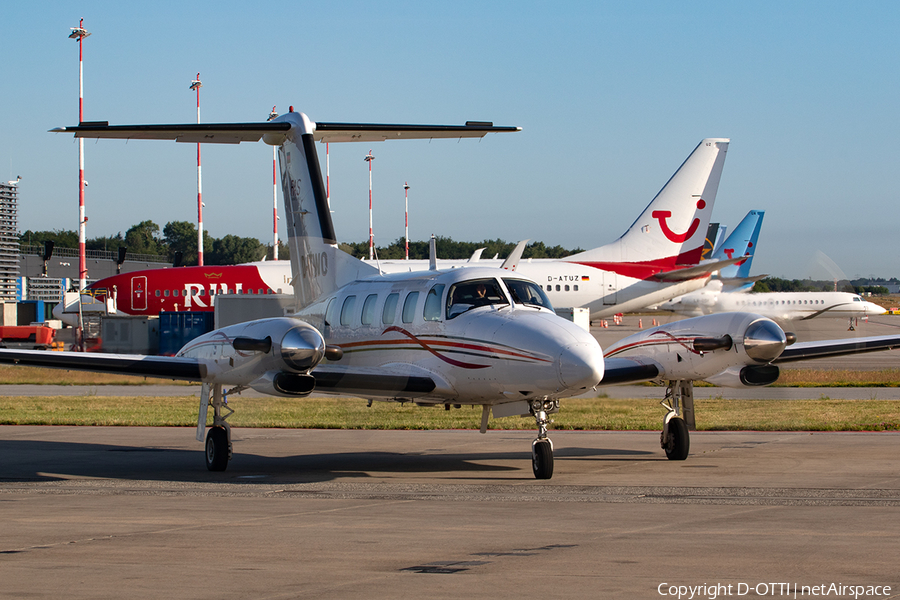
268;106;279;259
190;74;203;266
70;19;90;291
404;182;410;260
326;142;330;210
365;150;374;260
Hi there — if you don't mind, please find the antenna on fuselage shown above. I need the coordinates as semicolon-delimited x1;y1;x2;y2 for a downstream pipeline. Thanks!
428;234;437;271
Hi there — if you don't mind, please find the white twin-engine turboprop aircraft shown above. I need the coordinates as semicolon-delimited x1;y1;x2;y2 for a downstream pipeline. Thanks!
3;110;898;480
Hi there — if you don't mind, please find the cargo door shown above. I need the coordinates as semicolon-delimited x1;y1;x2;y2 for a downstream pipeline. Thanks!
131;275;148;311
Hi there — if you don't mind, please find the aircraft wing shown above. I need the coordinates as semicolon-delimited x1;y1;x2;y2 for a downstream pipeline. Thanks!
312;369;437;395
772;334;900;364
598;357;661;386
652;256;749;282
0;348;205;380
52;120;520;144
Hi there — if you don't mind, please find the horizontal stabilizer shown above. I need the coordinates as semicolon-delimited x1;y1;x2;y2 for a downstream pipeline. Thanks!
718;274;769;286
51;122;290;144
52;120;520;145
313;121;520;143
652;256;748;282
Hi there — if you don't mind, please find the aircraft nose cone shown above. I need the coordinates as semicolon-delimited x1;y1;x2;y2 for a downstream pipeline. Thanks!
869;303;887;316
743;319;786;363
558;342;605;389
280;325;326;372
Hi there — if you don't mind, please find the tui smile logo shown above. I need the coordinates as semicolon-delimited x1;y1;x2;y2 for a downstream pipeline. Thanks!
651;199;706;243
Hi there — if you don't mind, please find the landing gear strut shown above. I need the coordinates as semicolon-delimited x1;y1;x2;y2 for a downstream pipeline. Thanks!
197;383;233;471
530;397;558;479
660;380;692;461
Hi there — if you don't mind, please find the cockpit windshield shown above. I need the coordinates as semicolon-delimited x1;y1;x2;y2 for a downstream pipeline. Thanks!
503;278;554;310
447;278;509;319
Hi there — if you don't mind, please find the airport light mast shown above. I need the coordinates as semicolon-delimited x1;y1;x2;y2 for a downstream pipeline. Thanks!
365;150;375;260
268;106;279;259
404;182;410;260
69;19;90;291
190;74;204;266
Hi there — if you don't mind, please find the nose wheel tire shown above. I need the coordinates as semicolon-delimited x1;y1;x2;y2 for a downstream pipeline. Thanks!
206;426;229;471
532;439;554;479
663;417;690;461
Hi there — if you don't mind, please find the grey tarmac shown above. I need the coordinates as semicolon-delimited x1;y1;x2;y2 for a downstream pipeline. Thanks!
1;426;899;599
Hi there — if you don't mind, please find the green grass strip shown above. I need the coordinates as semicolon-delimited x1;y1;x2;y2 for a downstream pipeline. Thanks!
2;396;900;431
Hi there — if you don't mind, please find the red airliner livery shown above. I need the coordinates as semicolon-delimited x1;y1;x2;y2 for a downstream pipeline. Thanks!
92;261;292;314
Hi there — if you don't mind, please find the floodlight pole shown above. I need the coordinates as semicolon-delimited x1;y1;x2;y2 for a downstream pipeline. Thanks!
365;150;375;260
190;74;203;266
268;106;279;259
404;182;410;260
69;19;90;291
326;142;330;211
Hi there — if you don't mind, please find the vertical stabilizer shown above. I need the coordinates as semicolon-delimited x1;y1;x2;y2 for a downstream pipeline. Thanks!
276;112;378;308
566;138;729;278
713;210;764;280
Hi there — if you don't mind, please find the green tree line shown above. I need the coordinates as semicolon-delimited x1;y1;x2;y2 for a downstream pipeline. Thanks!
20;221;286;266
339;236;582;260
21;226;584;266
753;277;892;295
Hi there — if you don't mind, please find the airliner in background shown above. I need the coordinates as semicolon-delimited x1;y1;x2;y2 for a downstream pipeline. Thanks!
660;284;886;322
658;209;887;322
56;138;736;325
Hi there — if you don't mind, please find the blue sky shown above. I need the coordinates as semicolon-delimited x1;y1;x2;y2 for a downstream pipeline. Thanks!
2;1;897;279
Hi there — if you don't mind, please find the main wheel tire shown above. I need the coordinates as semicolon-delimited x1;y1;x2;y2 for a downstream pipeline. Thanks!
664;417;690;461
206;427;229;471
532;440;554;479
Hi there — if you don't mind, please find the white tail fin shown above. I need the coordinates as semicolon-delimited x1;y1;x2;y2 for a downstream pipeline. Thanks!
275;112;377;308
566;138;729;278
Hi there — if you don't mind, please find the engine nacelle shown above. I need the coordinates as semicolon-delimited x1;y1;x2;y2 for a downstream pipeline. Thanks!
248;370;317;397
704;364;780;388
604;312;787;383
177;317;326;386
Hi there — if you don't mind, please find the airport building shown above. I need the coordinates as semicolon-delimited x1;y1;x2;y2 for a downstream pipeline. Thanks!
0;181;20;323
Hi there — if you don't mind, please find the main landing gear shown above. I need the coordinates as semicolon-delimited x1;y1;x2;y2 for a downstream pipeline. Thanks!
197;383;234;471
530;397;559;479
660;380;694;461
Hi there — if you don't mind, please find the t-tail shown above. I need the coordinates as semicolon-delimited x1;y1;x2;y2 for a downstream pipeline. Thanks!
272;111;376;308
564;138;729;279
54;111;520;308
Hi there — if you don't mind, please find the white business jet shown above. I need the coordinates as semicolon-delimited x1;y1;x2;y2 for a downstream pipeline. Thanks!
1;111;898;480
